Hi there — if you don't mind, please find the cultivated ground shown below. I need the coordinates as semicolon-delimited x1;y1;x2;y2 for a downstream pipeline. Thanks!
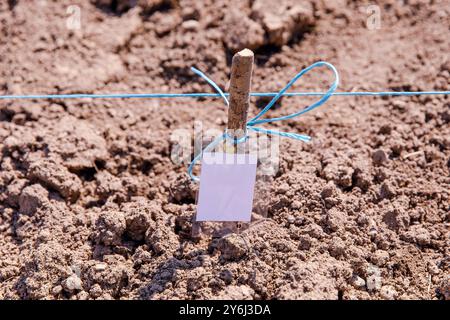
0;0;448;300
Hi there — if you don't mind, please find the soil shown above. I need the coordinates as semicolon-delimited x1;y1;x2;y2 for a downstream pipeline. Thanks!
0;0;449;300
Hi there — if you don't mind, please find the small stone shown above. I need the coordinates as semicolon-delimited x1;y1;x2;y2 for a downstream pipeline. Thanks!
366;266;382;292
77;291;89;300
89;284;103;298
392;100;406;110
371;250;389;266
380;181;396;199
427;261;440;275
51;285;63;296
181;20;200;31
37;229;52;242
217;234;248;261
351;275;366;289
380;285;397;300
99;292;114;300
276;182;290;194
372;149;388;165
62;274;83;293
367;274;382;292
291;200;301;209
93;263;107;272
287;215;295;224
326;208;346;232
215;285;255;300
415;229;431;246
71;265;81;275
328;237;346;257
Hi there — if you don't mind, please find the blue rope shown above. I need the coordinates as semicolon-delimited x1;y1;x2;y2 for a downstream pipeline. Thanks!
0;62;448;182
1;91;449;100
188;61;339;181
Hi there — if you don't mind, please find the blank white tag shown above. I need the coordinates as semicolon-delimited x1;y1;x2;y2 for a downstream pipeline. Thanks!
196;152;257;222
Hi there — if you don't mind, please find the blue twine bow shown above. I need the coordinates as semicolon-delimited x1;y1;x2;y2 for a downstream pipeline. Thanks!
187;61;339;182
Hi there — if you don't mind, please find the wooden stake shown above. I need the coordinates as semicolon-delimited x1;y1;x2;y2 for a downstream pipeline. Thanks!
192;49;254;239
227;48;254;139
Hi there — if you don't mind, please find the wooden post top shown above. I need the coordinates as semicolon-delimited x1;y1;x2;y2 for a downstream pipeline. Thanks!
227;48;254;139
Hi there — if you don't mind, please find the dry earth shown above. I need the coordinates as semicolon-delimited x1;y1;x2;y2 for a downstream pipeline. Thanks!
0;0;449;300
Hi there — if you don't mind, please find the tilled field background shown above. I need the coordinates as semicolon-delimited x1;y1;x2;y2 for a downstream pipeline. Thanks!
0;0;449;300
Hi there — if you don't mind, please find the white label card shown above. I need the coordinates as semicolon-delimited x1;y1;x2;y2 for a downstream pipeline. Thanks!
196;152;257;222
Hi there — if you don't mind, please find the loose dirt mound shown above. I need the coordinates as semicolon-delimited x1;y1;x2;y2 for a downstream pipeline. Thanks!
0;0;448;300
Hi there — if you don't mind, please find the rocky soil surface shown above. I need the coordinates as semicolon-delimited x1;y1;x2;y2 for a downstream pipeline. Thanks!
0;0;448;299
